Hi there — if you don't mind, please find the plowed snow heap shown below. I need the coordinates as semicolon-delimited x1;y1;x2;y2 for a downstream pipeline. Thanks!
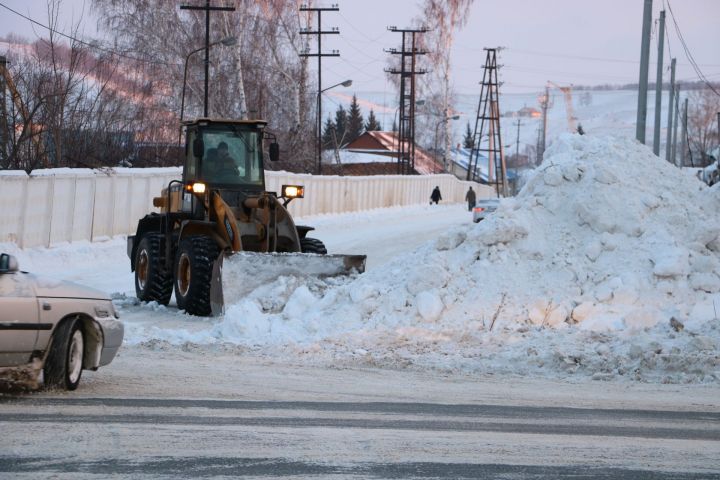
171;134;720;382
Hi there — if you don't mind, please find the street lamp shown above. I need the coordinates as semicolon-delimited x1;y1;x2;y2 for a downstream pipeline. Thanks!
434;114;460;173
317;79;352;174
179;36;237;142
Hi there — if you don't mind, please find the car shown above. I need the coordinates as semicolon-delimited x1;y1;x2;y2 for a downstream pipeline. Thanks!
0;253;123;390
472;198;500;223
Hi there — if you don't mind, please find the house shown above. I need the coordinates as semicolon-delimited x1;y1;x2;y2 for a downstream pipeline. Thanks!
449;146;518;191
330;131;444;175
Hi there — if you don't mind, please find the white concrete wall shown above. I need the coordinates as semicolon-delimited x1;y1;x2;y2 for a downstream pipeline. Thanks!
0;167;494;248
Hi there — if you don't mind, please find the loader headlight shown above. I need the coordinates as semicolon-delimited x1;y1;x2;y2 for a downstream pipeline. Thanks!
188;182;206;194
282;184;304;199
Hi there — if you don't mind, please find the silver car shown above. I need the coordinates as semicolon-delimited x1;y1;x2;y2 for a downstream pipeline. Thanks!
0;253;123;390
472;198;500;223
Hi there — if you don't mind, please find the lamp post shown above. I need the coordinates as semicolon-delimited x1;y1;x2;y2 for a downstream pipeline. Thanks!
179;36;237;143
317;79;352;174
433;114;460;174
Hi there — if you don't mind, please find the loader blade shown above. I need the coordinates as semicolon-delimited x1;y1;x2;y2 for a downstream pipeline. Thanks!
210;252;366;316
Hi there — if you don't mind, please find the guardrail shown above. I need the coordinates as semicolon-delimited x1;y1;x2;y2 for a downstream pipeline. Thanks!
0;168;494;248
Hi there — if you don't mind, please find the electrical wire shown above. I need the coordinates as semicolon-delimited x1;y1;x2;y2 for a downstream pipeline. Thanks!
0;1;181;67
665;0;719;96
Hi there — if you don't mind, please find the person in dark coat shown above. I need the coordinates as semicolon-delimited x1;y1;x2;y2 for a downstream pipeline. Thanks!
430;186;442;205
465;186;476;211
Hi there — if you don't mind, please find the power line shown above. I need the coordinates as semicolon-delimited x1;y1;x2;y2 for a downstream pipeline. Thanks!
0;2;181;67
666;0;719;96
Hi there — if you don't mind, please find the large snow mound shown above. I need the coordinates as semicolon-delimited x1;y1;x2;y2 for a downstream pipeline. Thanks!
126;134;720;383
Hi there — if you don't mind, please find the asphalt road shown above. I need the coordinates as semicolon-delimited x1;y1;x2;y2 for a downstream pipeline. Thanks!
1;396;719;479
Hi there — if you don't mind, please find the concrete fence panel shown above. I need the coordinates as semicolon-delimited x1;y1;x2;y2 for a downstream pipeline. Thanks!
1;167;496;248
0;172;27;245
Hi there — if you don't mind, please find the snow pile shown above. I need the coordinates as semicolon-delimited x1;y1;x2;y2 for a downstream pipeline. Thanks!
125;134;720;383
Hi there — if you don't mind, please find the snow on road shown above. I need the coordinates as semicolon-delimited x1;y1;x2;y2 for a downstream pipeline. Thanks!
3;134;719;385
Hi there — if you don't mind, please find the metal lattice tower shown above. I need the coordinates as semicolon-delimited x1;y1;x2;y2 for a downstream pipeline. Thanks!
385;27;427;175
467;48;507;197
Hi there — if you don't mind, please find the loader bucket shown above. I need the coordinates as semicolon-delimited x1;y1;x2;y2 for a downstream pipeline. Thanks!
210;252;366;316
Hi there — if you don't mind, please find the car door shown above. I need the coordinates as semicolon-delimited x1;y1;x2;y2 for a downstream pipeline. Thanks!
0;271;41;366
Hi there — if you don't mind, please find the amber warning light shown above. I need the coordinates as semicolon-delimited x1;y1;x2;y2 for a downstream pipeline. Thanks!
282;185;304;198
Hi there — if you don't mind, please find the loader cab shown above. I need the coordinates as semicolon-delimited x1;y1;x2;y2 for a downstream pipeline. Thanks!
183;119;271;192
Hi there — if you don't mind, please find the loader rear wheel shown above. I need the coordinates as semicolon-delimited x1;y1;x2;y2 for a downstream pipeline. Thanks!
174;235;220;316
300;237;327;254
135;235;172;305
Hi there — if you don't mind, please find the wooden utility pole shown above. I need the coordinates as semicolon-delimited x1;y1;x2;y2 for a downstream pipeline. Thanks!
299;5;340;174
468;48;506;197
636;0;653;143
385;27;428;175
652;10;665;155
180;0;236;118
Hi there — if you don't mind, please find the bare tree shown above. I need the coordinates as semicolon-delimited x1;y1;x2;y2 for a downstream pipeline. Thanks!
93;0;315;170
687;88;720;166
417;0;474;157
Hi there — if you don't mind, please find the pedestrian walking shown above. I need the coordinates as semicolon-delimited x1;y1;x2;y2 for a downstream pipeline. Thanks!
465;186;476;211
430;186;442;205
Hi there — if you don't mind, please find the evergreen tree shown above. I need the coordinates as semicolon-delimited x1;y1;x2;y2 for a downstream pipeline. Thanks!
463;122;475;149
392;119;398;132
322;116;336;150
334;105;348;146
365;109;382;131
346;95;364;143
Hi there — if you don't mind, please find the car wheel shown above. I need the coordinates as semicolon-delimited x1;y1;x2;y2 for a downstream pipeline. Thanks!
44;318;84;391
300;237;327;254
174;236;220;316
135;234;172;305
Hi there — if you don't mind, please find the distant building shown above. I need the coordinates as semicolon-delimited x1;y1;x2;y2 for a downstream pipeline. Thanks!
328;131;443;175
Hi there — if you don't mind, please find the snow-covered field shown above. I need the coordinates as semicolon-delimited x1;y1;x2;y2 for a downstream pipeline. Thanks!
3;134;719;385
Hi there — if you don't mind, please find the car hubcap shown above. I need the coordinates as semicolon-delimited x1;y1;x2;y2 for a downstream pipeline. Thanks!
137;250;149;289
177;253;191;297
68;330;83;384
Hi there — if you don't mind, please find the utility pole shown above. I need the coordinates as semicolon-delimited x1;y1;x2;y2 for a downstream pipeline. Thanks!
671;88;680;165
468;48;507;197
680;98;688;167
180;0;236;118
665;58;676;162
385;26;428;175
636;0;653;144
0;56;7;166
299;5;340;175
515;118;523;163
652;10;665;155
537;85;550;165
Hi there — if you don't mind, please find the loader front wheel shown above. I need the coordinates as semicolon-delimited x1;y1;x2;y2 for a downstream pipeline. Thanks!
174;236;220;316
135;235;172;305
300;237;327;254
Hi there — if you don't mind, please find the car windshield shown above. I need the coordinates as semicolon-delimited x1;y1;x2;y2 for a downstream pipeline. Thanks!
201;127;264;188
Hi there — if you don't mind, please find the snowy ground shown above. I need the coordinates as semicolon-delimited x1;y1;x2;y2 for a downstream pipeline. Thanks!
2;134;719;386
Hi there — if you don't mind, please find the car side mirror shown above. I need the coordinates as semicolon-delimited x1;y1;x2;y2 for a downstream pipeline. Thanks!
193;137;205;159
0;253;19;273
269;142;280;162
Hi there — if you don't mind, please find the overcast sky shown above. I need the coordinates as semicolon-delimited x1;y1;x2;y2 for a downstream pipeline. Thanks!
0;0;718;95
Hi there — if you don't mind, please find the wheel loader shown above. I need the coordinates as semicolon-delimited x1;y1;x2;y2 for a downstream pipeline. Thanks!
127;118;366;316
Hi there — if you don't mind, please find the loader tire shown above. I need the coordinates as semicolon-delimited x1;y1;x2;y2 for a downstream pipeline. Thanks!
300;237;327;254
174;235;220;316
135;234;172;305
